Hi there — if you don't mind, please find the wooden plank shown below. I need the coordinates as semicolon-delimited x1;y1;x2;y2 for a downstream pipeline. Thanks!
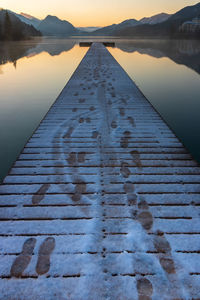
0;42;200;299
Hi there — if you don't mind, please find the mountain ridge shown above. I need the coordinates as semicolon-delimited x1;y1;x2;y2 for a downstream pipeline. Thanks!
140;13;171;24
0;9;41;40
92;13;173;36
93;19;141;35
1;2;200;39
115;2;200;38
38;15;78;36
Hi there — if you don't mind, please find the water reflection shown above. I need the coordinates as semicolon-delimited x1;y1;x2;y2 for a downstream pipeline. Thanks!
115;39;200;75
109;44;200;166
0;38;76;68
0;41;87;182
0;38;200;182
0;41;33;67
1;38;200;75
26;39;76;57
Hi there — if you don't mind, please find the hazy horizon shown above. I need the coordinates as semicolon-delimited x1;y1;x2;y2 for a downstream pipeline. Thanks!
0;0;199;26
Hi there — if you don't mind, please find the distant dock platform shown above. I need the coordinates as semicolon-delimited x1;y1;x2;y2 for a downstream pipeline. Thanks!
79;41;115;47
0;43;200;299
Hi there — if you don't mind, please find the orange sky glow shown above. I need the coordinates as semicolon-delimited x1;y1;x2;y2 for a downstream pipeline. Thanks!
0;0;199;26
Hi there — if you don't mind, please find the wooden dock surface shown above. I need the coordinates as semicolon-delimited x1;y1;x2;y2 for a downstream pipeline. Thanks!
0;43;200;299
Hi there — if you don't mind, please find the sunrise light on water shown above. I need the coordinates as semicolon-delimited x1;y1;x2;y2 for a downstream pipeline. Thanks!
0;1;200;299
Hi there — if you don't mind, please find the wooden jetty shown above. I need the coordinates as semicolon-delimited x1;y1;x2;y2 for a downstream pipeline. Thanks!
0;43;200;299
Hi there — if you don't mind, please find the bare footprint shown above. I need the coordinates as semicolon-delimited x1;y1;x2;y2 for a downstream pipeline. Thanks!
127;194;137;206
11;238;36;277
36;237;55;275
78;152;86;163
79;118;84;123
92;131;99;139
127;116;135;127
90;106;95;111
67;152;76;166
120;162;131;178
130;150;142;169
120;138;127;148
120;131;131;148
32;184;51;205
138;199;149;210
72;182;87;201
154;231;171;253
123;182;134;194
153;231;176;274
137;211;153;231
111;121;117;129
119;107;125;116
159;257;176;274
124;131;131;137
137;278;153;300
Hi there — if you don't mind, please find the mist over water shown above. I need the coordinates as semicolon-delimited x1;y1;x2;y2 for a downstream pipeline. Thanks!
0;37;200;181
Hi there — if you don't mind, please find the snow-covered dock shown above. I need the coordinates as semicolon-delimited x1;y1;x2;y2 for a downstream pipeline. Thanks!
0;43;200;299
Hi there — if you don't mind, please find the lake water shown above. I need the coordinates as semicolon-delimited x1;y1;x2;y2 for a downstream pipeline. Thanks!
0;37;200;182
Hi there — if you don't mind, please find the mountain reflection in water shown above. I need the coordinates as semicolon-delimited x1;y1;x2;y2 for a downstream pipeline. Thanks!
0;38;200;75
0;38;76;67
0;37;200;182
115;39;200;75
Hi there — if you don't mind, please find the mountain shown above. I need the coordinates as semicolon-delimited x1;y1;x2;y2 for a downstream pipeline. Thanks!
92;13;171;36
140;13;171;24
93;19;141;35
115;2;200;38
169;2;200;22
92;24;117;35
0;9;41;40
119;19;142;28
17;12;41;28
1;10;80;36
77;26;101;32
38;15;78;36
5;9;41;28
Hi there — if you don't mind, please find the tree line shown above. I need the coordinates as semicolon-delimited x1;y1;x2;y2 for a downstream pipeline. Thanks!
0;12;26;40
0;11;41;41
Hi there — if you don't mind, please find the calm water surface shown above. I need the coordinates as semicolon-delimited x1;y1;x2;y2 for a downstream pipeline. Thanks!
0;37;200;181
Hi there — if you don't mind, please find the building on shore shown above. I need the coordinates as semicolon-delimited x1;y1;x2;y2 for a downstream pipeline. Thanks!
180;17;200;33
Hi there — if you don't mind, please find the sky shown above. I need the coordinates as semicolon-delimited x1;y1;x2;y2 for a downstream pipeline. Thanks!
0;0;199;26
